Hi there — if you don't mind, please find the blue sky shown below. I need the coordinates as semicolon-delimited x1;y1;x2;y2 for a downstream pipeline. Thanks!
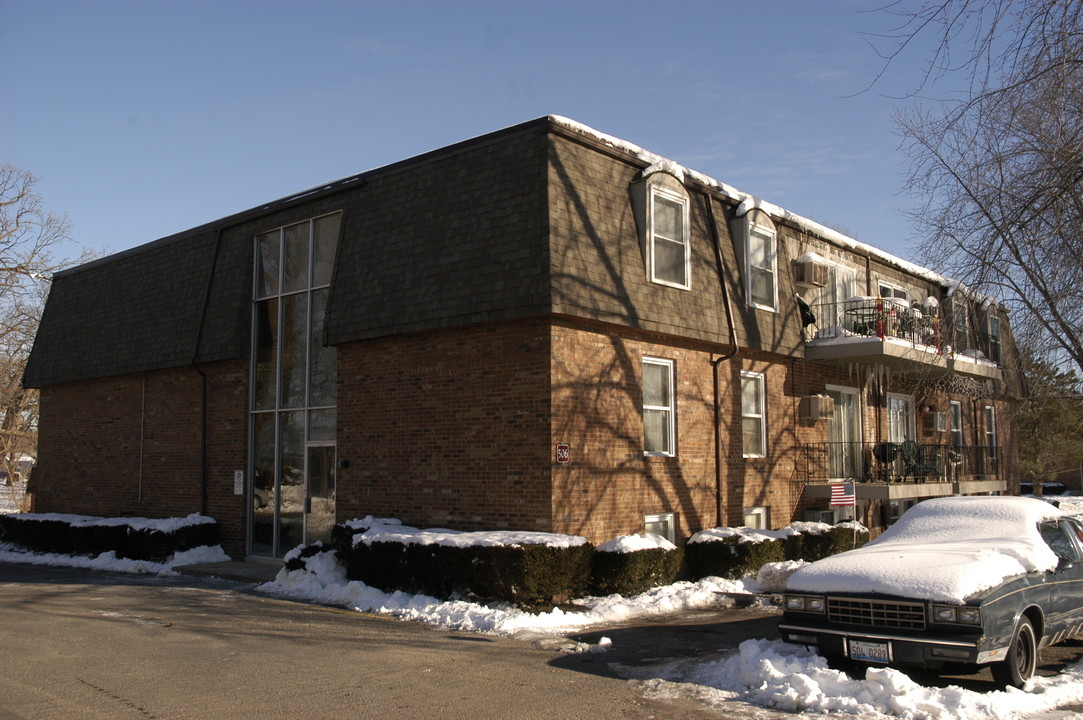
3;0;941;264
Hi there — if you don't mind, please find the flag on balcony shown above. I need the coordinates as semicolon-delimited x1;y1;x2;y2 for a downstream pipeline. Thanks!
830;482;856;507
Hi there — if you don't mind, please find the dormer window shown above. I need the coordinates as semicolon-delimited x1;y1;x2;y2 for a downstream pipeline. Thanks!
649;186;690;289
747;224;777;311
987;312;1002;363
632;169;691;290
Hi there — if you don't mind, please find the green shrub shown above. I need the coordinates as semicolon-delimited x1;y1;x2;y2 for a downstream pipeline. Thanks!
590;546;683;596
0;515;73;555
464;544;593;606
685;537;786;580
0;513;218;561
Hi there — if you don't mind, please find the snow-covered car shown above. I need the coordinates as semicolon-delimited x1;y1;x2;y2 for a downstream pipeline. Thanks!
779;496;1083;687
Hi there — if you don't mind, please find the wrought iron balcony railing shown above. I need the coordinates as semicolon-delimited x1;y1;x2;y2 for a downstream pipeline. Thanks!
802;441;1001;484
807;297;942;351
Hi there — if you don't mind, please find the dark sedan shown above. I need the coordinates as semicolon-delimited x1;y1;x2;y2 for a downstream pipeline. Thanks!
779;496;1083;687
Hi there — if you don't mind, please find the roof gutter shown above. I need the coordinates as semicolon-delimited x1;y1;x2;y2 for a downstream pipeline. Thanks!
703;193;738;528
191;227;225;515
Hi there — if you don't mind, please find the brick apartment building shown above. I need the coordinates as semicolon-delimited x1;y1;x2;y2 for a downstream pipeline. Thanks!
23;116;1019;560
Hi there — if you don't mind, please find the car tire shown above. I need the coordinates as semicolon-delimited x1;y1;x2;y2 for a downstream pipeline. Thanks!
992;617;1037;688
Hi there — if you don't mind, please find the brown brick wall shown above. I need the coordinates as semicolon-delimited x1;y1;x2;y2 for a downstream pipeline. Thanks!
335;319;554;532
30;360;250;558
549;322;842;542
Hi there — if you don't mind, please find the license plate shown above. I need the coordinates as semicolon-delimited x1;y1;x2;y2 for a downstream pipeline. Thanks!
848;639;891;664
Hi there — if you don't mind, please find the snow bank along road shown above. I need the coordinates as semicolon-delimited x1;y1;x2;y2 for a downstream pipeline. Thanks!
0;561;727;720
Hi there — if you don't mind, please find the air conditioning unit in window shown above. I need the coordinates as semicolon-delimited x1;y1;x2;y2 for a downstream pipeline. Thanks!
794;259;828;287
925;411;948;433
800;394;834;421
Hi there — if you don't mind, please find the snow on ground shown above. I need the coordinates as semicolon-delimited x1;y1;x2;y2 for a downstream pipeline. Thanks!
4;499;1083;718
0;541;229;575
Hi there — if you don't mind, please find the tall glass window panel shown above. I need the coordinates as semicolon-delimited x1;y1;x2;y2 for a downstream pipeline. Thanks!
651;190;688;288
741;372;766;457
282;221;310;294
277;410;306;553
309;288;336;407
253;299;279;411
642;358;675;455
280;293;309;408
256;230;280;299
313;214;341;287
308;408;336;443
748;227;776;309
250;413;276;556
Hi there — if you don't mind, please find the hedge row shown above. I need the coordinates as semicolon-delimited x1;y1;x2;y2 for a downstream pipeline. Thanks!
329;524;601;607
0;513;219;562
685;525;869;580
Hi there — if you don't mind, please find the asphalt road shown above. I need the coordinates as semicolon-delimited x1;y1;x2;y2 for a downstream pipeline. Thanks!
4;561;1083;719
0;562;734;720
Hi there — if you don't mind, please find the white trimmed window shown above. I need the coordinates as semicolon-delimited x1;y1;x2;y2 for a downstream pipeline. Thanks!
645;512;676;543
877;280;908;301
743;506;767;529
747;225;777;310
741;371;767;457
949;400;964;450
643;358;676;456
649;187;690;289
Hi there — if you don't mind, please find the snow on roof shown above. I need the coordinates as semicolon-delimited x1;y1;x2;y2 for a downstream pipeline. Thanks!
786;496;1063;603
548;115;1000;307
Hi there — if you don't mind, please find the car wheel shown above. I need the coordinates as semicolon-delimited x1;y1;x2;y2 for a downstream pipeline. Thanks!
992;617;1037;688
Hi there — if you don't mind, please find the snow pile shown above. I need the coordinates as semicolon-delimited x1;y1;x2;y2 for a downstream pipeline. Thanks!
787;496;1062;603
755;560;808;593
640;638;1083;720
262;545;753;637
596;533;676;553
0;541;228;575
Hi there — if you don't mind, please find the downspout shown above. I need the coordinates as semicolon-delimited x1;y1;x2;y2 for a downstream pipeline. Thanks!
704;194;739;528
191;228;225;515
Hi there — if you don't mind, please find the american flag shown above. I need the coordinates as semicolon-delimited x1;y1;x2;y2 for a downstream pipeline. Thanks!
830;482;856;507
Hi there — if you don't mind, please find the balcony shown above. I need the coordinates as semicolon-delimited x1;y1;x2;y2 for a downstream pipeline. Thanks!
804;297;1001;380
801;441;1007;501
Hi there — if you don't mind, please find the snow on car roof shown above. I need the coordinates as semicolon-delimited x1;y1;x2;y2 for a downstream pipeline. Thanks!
785;496;1064;603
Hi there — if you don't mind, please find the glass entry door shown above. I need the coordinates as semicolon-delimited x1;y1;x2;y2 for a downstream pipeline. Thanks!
826;387;862;479
887;394;916;444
